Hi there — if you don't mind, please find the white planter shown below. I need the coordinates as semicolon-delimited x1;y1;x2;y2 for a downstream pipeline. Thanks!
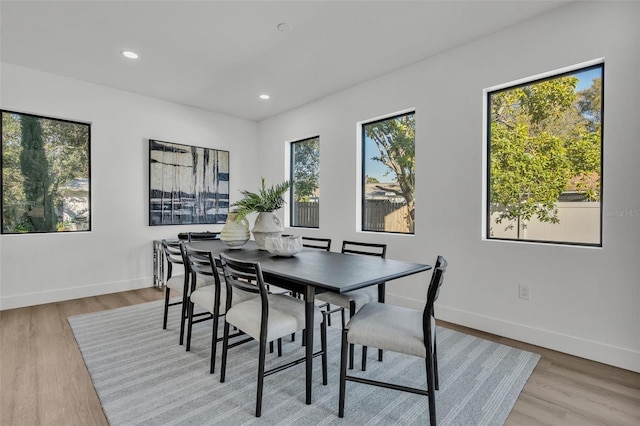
252;211;284;250
220;213;250;248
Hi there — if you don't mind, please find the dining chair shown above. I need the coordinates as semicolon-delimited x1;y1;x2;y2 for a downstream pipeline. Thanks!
292;236;331;343
338;256;447;426
218;253;328;417
162;240;216;345
300;236;332;251
161;239;191;345
184;245;254;373
281;235;331;252
315;240;387;369
279;235;331;344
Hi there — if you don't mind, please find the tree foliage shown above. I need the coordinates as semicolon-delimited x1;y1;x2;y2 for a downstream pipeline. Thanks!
43;119;90;197
292;137;319;201
2;112;90;233
2;113;26;230
364;113;415;232
489;70;602;235
577;77;602;133
19;115;54;232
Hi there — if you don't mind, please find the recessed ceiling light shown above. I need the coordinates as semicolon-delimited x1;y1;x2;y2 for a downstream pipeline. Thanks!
277;22;292;32
121;50;139;59
259;94;270;100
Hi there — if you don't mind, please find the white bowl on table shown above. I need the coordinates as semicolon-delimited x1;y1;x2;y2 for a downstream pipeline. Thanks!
264;235;303;257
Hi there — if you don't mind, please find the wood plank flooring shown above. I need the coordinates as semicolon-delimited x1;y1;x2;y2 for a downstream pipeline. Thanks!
1;288;638;425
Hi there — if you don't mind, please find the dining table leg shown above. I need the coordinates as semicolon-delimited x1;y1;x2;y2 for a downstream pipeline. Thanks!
305;286;315;404
378;282;386;361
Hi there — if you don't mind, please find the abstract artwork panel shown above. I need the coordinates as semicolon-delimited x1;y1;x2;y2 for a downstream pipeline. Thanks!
149;139;229;226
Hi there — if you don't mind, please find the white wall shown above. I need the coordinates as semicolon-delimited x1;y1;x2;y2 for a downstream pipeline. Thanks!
258;1;640;372
0;64;260;309
1;1;637;373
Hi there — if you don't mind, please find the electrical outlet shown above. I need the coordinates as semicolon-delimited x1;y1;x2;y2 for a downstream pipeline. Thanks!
519;284;531;300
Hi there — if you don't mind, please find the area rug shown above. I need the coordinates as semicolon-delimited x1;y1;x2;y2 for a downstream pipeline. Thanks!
68;299;539;425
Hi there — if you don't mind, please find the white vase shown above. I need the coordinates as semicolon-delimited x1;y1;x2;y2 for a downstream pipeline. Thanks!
252;211;284;250
220;212;250;248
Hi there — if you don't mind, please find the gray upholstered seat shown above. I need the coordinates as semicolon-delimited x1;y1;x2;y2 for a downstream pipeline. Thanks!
346;302;436;359
226;294;323;342
189;282;255;316
166;273;212;293
339;256;447;426
315;286;377;312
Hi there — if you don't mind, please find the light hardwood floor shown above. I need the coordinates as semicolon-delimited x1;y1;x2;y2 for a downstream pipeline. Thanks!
1;288;638;425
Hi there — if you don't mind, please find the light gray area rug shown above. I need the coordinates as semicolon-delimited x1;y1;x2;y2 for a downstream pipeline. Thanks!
68;299;539;426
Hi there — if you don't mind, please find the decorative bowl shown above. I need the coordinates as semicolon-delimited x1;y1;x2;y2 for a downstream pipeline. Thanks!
264;235;303;257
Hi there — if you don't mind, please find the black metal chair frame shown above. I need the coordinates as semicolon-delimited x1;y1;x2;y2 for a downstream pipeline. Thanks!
320;240;387;369
338;256;447;426
184;245;248;374
280;235;331;252
300;236;332;251
219;254;328;417
161;239;190;345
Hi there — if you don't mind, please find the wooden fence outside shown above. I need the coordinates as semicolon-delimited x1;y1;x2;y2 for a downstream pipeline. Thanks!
295;200;600;242
362;200;410;233
293;200;410;233
291;202;320;228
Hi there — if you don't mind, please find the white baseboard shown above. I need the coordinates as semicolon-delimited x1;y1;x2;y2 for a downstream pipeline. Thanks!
386;293;640;373
0;278;154;311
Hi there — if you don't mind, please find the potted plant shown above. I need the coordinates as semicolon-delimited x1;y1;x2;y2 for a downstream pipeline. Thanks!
232;178;291;249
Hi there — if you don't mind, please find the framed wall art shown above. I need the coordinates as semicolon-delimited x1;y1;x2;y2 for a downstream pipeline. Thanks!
149;139;229;226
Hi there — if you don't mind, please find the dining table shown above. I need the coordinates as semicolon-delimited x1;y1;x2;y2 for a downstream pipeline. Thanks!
187;239;432;405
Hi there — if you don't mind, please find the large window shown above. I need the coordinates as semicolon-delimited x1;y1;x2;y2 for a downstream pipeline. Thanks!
1;110;91;234
486;63;603;246
362;111;415;234
290;136;319;228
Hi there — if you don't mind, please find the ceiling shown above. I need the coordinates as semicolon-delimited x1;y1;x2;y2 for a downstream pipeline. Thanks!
1;1;572;122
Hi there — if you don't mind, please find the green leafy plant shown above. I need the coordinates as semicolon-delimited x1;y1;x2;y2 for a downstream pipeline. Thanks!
232;178;291;221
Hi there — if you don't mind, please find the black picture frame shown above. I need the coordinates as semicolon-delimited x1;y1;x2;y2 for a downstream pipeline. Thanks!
149;139;229;226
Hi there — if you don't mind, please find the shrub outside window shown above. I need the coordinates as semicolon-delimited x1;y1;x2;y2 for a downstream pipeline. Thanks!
486;63;603;246
362;111;415;234
290;136;319;228
1;110;91;234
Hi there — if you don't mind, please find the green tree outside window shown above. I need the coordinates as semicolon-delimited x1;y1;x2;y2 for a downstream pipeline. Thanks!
363;112;415;234
487;64;603;245
290;136;320;228
2;111;91;234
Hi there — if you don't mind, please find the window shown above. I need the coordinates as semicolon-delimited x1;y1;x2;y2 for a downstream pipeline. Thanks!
1;110;91;234
362;111;415;234
486;63;603;246
290;136;319;228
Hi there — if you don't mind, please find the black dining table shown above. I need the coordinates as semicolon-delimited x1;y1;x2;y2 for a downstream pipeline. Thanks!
187;239;432;405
